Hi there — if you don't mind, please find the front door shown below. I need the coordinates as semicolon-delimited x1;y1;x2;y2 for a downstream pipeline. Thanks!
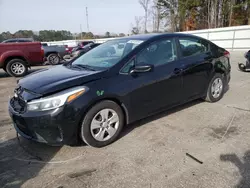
120;37;184;121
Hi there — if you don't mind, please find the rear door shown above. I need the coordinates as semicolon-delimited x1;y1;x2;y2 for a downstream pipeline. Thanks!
177;37;213;100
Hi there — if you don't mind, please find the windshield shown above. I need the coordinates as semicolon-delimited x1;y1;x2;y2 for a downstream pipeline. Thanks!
71;38;145;70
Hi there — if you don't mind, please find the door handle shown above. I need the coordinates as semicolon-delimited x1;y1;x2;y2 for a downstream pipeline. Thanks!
173;68;183;75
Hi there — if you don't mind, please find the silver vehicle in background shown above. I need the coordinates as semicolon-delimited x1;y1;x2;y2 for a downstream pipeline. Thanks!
42;43;70;65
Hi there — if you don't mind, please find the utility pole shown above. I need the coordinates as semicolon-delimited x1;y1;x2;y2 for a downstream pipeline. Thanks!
86;7;90;32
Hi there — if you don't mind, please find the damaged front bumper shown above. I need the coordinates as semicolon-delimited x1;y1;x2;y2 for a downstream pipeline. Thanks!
8;101;81;146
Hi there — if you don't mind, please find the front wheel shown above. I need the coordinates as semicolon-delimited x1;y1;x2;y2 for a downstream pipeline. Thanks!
80;100;124;147
205;73;225;103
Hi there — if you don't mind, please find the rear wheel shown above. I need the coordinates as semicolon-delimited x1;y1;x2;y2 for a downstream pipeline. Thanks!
47;53;60;65
205;73;224;102
80;100;124;147
6;59;28;77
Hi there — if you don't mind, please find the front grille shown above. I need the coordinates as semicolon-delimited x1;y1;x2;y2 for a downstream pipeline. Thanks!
10;97;26;113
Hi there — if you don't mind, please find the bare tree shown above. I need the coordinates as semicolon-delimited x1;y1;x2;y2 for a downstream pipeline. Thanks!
139;0;151;33
150;0;161;32
131;16;143;35
158;0;179;32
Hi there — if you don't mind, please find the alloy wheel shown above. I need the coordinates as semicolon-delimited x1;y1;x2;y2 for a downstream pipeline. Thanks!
10;63;25;75
211;78;223;98
49;55;60;65
90;108;120;142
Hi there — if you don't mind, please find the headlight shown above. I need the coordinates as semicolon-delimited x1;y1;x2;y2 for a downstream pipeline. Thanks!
27;86;88;111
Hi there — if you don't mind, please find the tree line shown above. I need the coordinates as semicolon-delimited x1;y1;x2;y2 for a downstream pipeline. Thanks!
132;0;250;34
1;0;249;41
0;30;127;42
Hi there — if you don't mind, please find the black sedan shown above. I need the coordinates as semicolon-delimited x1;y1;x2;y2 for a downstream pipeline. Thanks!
71;43;101;58
9;33;231;147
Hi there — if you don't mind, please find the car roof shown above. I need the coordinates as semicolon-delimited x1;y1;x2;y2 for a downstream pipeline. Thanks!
117;33;204;41
2;38;33;42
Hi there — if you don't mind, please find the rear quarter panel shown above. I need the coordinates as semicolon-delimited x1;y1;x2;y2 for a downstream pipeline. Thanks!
0;42;43;66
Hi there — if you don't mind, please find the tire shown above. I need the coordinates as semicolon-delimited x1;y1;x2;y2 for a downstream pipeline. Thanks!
80;100;125;148
205;73;225;103
47;53;60;65
6;59;28;77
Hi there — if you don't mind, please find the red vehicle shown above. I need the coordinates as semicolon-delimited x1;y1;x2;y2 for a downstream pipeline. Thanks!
0;42;44;77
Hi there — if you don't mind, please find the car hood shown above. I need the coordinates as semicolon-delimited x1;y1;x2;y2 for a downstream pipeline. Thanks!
18;65;105;96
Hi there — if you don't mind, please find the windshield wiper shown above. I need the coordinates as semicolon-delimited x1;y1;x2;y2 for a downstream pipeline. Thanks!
71;64;96;71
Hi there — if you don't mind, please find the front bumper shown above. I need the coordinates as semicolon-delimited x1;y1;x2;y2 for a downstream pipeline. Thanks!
9;101;83;146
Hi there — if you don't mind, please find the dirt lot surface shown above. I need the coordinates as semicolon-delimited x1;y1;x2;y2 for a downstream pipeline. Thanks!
1;52;250;188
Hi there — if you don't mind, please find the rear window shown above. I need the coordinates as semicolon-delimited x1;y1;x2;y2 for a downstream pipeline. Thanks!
179;37;209;57
19;39;32;43
2;39;17;43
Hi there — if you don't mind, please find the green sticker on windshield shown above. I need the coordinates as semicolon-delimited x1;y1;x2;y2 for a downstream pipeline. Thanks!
97;90;104;96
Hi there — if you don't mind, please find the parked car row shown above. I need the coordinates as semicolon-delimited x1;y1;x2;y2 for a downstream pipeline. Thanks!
0;38;102;77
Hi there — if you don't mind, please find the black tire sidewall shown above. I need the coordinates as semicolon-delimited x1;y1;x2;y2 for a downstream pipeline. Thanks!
80;100;124;148
6;59;28;77
206;73;225;102
48;54;60;65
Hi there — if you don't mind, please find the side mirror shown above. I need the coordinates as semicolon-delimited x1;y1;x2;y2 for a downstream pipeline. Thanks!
130;64;153;74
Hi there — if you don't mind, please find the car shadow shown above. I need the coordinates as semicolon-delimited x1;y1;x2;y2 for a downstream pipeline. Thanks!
120;82;230;139
120;99;203;139
220;150;250;188
0;136;61;188
224;83;230;95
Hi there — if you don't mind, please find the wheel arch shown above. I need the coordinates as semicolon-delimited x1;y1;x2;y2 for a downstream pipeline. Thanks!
3;56;28;69
83;97;129;125
45;51;58;57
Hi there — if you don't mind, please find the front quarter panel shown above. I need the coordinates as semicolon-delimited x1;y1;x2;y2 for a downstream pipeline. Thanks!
80;75;133;122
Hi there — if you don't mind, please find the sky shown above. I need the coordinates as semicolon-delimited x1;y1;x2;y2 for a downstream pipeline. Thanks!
0;0;145;34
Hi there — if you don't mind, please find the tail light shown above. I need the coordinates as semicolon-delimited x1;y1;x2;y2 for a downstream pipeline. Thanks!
41;47;44;57
224;50;230;58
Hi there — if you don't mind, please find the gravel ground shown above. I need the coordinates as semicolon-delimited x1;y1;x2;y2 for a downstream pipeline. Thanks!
1;52;250;188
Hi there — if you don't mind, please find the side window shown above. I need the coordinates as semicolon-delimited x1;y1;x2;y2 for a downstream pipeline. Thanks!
179;38;209;57
120;58;135;74
136;38;177;66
